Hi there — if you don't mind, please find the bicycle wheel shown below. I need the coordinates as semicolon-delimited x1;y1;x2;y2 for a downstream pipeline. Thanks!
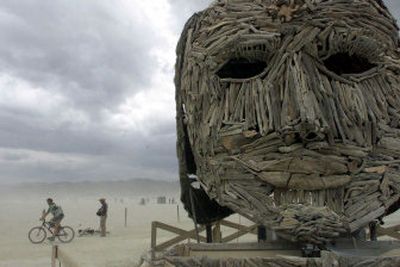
28;226;47;244
57;226;75;243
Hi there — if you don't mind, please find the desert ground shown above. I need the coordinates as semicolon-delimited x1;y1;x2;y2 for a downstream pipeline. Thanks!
0;182;399;267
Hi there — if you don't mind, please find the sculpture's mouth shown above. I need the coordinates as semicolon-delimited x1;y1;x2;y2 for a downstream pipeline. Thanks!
232;155;352;190
218;127;371;191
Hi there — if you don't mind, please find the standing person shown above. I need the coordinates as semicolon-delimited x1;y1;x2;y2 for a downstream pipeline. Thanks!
97;198;108;237
41;198;64;241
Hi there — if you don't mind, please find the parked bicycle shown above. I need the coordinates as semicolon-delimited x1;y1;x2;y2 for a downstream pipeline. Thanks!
28;219;75;244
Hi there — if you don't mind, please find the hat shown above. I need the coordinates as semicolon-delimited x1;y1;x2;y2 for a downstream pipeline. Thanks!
99;198;106;201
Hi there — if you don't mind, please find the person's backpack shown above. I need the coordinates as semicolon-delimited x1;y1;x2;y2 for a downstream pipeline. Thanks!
54;205;64;217
96;208;103;216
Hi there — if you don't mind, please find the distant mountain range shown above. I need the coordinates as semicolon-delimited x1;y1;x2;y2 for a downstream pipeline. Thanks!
0;179;180;198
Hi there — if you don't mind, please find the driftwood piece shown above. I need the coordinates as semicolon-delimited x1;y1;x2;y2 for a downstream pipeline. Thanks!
175;0;400;246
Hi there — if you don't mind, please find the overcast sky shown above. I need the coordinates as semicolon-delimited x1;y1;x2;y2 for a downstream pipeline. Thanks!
0;0;398;184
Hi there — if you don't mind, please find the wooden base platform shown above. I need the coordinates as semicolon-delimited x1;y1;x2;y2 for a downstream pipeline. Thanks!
150;240;400;267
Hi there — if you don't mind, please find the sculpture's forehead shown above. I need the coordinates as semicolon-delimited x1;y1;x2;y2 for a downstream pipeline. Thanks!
193;0;398;51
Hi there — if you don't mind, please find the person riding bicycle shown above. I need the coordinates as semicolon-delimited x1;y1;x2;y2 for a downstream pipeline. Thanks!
40;198;64;241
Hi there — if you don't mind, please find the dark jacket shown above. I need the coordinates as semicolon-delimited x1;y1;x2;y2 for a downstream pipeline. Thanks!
97;202;108;217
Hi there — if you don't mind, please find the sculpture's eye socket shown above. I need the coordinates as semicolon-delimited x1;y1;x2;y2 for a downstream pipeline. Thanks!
216;58;267;79
323;53;376;75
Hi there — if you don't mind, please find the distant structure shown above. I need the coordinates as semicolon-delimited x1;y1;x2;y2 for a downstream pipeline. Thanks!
175;0;400;244
157;196;167;205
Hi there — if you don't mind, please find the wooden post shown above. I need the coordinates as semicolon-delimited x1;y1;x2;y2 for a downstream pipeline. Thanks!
258;225;267;242
206;224;213;243
212;221;222;243
188;187;200;243
238;215;241;243
51;245;58;267
124;207;127;227
151;221;157;260
177;205;180;223
369;221;378;241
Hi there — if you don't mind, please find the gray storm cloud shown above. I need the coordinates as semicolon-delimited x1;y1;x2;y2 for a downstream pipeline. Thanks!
0;0;397;183
0;0;157;109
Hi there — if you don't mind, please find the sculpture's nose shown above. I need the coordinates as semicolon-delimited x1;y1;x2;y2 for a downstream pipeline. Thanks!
279;121;326;145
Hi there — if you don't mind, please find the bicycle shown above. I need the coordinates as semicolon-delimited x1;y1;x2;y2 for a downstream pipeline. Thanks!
28;219;75;244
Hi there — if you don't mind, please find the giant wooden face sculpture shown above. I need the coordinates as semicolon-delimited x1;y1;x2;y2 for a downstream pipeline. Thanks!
176;0;400;244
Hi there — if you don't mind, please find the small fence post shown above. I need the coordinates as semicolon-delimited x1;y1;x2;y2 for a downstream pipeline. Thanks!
212;221;222;243
124;207;128;227
257;225;267;243
206;224;213;243
51;245;58;267
151;222;157;260
177;205;180;223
